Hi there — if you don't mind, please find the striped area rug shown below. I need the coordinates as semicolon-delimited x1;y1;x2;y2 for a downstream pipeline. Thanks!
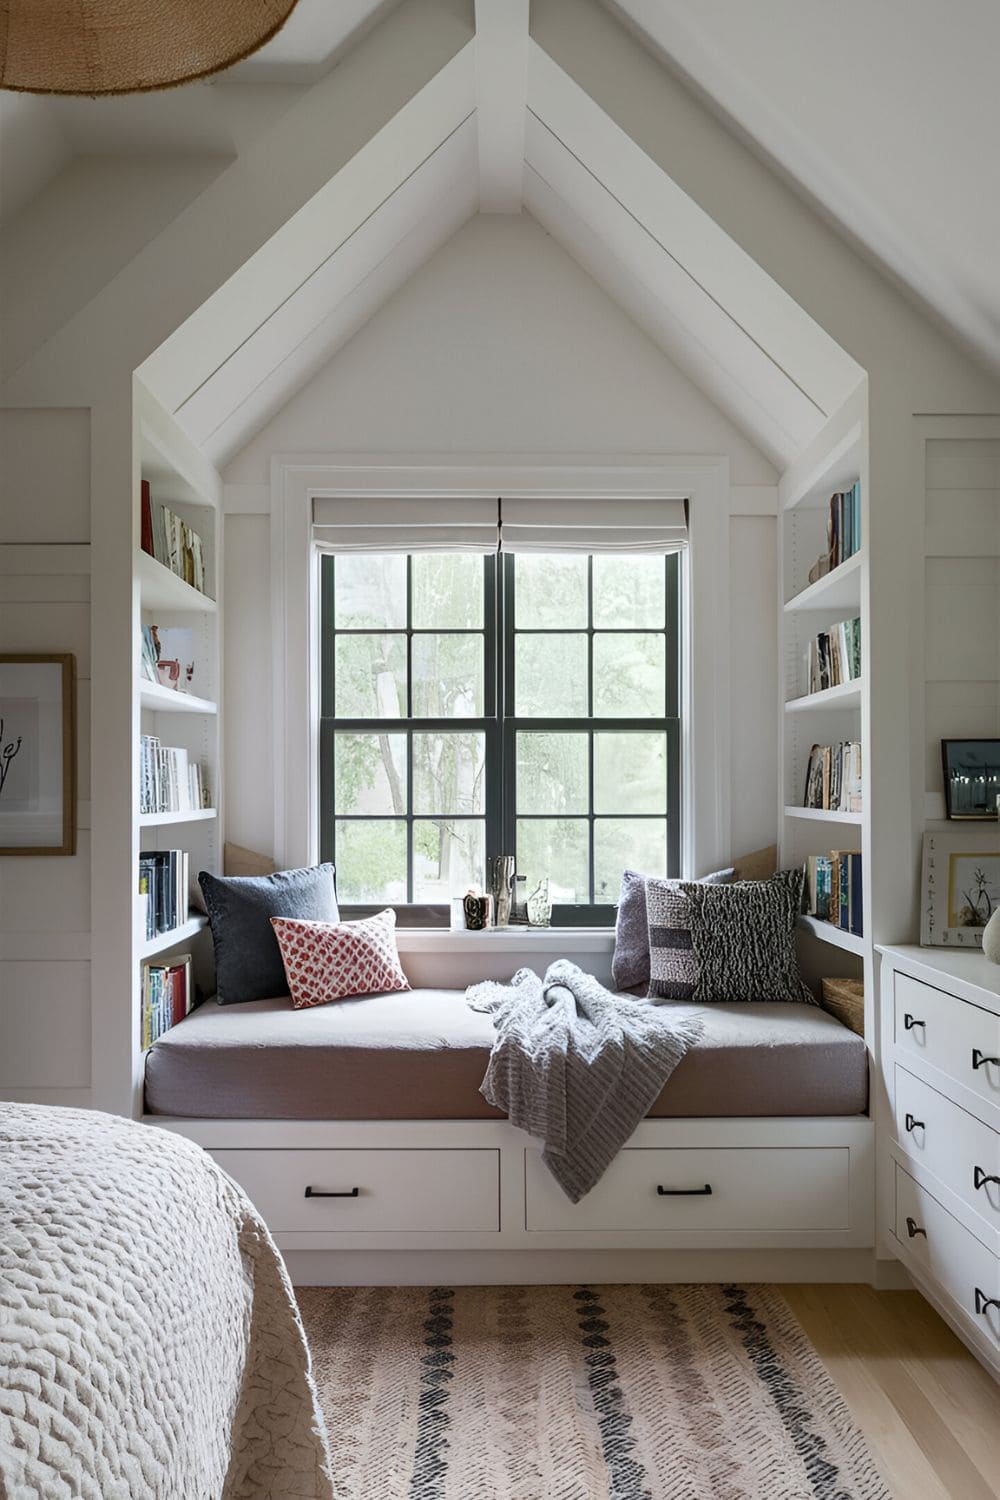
298;1284;891;1500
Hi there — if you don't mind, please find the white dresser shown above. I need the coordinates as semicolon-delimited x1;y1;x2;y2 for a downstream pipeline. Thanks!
879;945;1000;1376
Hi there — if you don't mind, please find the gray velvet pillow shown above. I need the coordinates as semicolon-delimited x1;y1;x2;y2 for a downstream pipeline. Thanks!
199;863;339;1004
679;869;816;1004
613;866;733;992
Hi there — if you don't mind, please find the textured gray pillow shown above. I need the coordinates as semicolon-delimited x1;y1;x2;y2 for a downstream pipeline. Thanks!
679;870;816;1004
199;863;339;1004
615;866;733;992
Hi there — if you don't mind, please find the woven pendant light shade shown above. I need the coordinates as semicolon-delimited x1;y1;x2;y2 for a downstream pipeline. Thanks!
0;0;300;96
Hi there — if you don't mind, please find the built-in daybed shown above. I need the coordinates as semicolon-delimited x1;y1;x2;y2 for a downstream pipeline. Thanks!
146;987;875;1286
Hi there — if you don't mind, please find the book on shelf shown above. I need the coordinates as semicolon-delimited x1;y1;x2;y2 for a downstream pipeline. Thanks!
138;848;190;940
140;478;209;595
806;483;862;583
802;850;863;937
804;617;861;694
140;734;208;815
803;741;862;813
140;624;198;694
141;953;193;1049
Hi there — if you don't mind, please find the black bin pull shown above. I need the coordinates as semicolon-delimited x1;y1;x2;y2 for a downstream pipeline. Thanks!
304;1185;360;1199
904;1216;927;1239
903;1013;925;1032
904;1113;924;1133
974;1288;1000;1317
657;1183;712;1197
971;1048;1000;1071
973;1166;1000;1192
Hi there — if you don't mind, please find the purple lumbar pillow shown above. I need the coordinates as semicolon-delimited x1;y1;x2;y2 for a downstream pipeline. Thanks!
612;866;734;992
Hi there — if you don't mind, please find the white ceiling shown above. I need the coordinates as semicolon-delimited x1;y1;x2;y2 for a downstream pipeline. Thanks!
3;0;997;376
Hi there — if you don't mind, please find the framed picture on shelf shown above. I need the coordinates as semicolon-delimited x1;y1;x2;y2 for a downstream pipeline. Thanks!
941;739;1000;819
0;654;75;856
920;828;1000;947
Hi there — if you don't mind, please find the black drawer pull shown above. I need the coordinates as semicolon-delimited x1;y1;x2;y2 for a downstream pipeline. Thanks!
657;1183;712;1196
974;1166;1000;1192
903;1013;925;1032
905;1216;926;1239
904;1113;924;1133
972;1049;1000;1071
974;1288;1000;1317
304;1186;360;1199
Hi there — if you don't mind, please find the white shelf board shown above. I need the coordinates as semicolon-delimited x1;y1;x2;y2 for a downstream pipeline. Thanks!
139;913;209;960
782;422;862;512
798;914;865;956
784;679;863;713
139;680;217;715
137;551;217;614
138;808;217;827
784;806;863;825
784;553;862;614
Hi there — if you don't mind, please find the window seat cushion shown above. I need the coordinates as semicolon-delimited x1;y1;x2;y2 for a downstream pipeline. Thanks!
144;989;868;1120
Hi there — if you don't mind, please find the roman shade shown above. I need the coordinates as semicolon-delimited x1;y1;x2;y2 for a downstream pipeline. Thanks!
313;496;688;554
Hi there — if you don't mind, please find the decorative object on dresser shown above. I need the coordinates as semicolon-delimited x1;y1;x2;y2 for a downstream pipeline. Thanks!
920;829;1000;947
941;739;1000;820
198;862;339;1004
983;907;1000;965
0;654;75;856
878;947;1000;1377
820;977;865;1037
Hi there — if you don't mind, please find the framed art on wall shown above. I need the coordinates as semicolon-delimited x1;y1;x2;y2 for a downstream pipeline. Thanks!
0;654;76;856
920;827;1000;947
941;738;1000;819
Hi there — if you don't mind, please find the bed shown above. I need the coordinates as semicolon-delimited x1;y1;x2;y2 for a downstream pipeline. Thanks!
0;1103;333;1500
144;988;868;1119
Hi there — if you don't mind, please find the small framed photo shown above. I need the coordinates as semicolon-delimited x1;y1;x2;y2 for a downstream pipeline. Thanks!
921;828;1000;947
0;654;76;856
941;739;1000;819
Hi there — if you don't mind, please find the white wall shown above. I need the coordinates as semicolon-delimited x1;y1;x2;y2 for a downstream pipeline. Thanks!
224;214;779;867
0;408;93;1105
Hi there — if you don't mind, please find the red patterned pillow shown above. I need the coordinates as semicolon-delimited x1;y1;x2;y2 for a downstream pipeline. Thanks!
270;908;410;1009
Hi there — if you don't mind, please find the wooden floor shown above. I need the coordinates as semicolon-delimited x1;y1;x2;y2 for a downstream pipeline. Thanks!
783;1285;999;1500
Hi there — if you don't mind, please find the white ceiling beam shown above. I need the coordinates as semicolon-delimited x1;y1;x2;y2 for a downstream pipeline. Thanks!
474;0;529;212
527;41;862;418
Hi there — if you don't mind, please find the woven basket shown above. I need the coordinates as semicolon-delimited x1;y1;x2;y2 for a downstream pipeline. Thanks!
820;977;865;1037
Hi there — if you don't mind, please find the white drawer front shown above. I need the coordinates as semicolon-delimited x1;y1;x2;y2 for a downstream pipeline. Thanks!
213;1148;500;1232
525;1147;850;1233
895;1165;999;1349
894;973;1000;1107
894;1067;1000;1236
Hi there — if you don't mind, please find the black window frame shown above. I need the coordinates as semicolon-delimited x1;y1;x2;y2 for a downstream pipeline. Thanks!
320;549;681;926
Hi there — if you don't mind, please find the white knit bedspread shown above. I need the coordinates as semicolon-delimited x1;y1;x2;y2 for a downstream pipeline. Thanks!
0;1104;334;1500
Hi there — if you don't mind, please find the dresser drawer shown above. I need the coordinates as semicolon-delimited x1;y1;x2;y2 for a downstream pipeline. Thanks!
895;1164;999;1349
525;1147;850;1232
212;1148;500;1232
894;972;1000;1106
894;1068;1000;1237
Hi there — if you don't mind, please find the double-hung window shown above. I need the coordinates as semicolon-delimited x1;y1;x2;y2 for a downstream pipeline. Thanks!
318;498;685;923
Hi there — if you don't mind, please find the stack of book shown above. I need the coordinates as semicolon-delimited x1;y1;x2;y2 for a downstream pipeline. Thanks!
139;848;190;939
141;954;193;1048
804;617;861;694
803;850;863;937
140;734;208;815
140;479;209;594
803;741;862;813
807;484;862;583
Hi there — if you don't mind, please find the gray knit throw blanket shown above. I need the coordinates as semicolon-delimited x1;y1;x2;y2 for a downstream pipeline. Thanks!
467;960;704;1202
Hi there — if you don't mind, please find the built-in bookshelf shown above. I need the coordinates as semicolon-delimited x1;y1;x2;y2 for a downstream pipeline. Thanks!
132;380;223;1081
778;385;870;1010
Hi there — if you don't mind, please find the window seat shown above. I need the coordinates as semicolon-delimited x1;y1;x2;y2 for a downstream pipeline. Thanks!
144;989;868;1120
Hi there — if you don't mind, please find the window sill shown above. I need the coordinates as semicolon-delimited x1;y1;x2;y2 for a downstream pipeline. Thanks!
394;927;615;954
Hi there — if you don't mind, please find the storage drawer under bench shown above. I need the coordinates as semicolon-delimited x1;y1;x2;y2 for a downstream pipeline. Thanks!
212;1147;500;1232
525;1146;851;1232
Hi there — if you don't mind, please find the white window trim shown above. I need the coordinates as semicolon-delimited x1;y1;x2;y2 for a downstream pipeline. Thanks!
270;452;732;885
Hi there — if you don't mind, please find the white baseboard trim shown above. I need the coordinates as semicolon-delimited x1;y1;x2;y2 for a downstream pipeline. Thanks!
283;1246;881;1288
